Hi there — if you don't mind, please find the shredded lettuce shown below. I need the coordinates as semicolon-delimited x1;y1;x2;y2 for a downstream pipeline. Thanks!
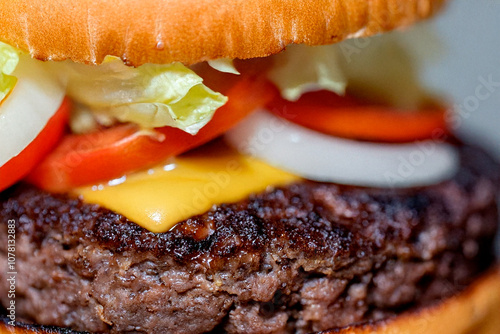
0;42;19;104
57;56;227;134
337;28;437;109
268;28;435;108
208;58;240;75
268;44;347;101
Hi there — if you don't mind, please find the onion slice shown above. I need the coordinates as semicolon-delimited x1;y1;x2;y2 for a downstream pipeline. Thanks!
225;110;459;188
0;56;65;166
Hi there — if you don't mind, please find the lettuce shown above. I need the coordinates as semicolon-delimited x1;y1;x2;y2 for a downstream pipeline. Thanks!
208;58;240;75
0;42;19;103
268;28;434;108
59;56;227;134
268;44;346;101
337;28;435;109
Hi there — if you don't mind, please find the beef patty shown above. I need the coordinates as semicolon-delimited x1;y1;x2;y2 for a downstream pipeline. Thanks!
0;145;498;334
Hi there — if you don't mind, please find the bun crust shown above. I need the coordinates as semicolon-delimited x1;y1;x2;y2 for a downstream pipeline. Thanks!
0;0;445;66
325;267;500;334
2;267;499;334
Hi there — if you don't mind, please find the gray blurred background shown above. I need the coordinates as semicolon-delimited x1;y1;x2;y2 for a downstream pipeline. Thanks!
400;0;500;254
416;0;500;159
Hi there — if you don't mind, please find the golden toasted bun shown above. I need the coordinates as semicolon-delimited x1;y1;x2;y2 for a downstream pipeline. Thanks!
1;267;499;334
0;0;445;66
324;267;500;334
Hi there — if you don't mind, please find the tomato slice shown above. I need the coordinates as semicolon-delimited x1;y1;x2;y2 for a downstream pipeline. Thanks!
267;90;448;143
28;77;277;192
0;98;70;192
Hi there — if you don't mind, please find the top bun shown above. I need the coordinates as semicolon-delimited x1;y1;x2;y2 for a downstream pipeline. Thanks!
0;0;445;66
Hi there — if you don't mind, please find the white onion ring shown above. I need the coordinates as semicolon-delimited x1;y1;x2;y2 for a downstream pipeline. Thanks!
225;110;459;188
0;55;65;166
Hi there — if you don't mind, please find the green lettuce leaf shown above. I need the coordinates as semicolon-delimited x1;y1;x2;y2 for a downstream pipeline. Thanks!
268;27;436;107
58;56;227;134
207;58;240;75
0;42;19;103
337;27;437;109
268;44;346;101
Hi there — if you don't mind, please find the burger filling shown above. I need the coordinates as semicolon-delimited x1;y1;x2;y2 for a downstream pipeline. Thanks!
1;28;460;232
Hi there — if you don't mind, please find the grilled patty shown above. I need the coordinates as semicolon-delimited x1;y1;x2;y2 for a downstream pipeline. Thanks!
0;145;498;334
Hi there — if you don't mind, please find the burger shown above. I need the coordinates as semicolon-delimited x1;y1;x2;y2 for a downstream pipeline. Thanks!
0;0;499;333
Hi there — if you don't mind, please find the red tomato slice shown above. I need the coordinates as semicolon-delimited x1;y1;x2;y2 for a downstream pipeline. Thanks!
267;90;448;143
0;98;70;192
28;77;277;192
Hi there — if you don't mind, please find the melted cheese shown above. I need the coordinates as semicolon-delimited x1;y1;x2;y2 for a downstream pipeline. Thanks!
75;141;299;233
